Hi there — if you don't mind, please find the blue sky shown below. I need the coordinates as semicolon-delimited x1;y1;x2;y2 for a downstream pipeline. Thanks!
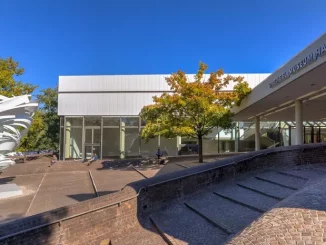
0;0;326;94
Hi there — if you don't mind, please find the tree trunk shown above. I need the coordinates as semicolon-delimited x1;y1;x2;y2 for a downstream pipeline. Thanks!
198;135;203;163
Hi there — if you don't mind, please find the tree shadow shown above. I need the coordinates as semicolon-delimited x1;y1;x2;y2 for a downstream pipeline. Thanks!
0;176;15;185
0;205;70;244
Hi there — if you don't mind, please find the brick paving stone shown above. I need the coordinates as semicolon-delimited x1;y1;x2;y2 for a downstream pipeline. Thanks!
237;177;295;199
150;203;228;245
213;183;279;212
186;191;261;233
90;168;144;196
27;171;96;215
226;176;326;245
0;174;44;224
132;164;163;178
256;171;307;189
155;163;185;176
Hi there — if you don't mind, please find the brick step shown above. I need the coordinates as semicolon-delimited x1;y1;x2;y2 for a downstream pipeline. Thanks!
150;203;228;245
185;192;261;234
237;177;295;200
213;184;279;213
255;171;307;190
279;168;326;180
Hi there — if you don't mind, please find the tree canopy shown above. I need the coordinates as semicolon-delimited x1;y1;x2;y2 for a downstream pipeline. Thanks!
140;62;251;163
18;86;59;151
0;57;37;97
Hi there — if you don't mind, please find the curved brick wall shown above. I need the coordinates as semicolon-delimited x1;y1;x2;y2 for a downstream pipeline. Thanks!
1;143;326;244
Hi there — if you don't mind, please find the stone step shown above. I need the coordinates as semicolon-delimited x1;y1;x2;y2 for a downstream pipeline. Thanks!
237;177;295;200
279;168;326;180
150;203;228;245
213;184;279;213
255;171;307;190
185;192;261;234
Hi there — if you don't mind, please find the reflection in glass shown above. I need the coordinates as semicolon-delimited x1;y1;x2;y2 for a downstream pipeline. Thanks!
103;117;120;127
66;117;83;127
121;117;139;127
125;128;140;156
102;128;120;157
85;117;101;126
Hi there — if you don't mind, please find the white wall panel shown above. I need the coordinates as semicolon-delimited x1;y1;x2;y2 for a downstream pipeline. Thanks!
58;74;270;116
58;74;270;93
58;93;169;116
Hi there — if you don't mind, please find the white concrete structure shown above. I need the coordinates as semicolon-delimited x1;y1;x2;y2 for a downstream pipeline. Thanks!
58;74;270;160
232;32;326;148
0;183;22;199
0;95;38;171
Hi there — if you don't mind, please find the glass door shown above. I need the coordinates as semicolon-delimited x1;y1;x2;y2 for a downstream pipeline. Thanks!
84;127;101;159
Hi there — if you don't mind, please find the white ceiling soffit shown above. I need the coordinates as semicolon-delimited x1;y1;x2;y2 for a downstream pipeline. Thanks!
232;32;326;121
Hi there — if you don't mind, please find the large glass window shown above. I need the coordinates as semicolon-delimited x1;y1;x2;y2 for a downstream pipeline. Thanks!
85;117;101;127
64;117;83;159
102;128;120;157
102;116;121;158
121;117;139;127
103;117;120;127
125;128;140;156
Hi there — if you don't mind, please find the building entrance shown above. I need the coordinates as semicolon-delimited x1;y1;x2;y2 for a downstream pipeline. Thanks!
84;127;100;159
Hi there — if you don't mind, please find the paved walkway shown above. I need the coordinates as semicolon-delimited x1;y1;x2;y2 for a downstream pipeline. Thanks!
0;156;218;224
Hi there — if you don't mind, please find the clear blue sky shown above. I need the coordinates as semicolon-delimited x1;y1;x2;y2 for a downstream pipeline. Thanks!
0;0;326;94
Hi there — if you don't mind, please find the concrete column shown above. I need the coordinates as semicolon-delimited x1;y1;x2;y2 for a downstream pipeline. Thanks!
65;121;71;158
295;100;303;145
120;121;125;159
177;136;182;155
255;116;260;151
235;122;239;152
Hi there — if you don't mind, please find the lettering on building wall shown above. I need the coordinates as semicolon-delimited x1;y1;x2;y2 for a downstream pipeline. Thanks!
269;44;326;88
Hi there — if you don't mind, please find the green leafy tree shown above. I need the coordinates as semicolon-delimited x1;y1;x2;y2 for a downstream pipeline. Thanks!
0;57;37;96
18;86;59;151
37;86;60;150
18;111;46;151
140;62;251;163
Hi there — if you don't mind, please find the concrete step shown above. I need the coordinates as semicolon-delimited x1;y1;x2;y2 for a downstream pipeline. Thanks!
185;192;261;234
213;184;279;213
255;171;307;190
150;203;228;245
237;177;294;200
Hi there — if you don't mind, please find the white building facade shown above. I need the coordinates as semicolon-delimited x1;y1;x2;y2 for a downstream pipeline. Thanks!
58;74;270;160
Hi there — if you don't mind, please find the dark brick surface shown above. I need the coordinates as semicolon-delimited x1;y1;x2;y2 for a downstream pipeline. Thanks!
1;144;326;244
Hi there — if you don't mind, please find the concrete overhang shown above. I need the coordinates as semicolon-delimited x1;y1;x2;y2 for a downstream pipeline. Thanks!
232;32;326;122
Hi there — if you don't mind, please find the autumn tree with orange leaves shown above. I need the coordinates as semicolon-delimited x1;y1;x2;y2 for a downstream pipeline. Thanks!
140;62;251;163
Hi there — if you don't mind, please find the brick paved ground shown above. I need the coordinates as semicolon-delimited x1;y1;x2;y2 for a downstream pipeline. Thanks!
0;156;217;224
145;164;326;245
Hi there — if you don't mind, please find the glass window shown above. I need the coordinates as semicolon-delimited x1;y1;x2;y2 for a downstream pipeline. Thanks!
125;128;140;156
60;126;64;160
103;117;120;127
85;117;101;127
65;127;82;159
140;137;158;157
66;117;83;127
320;127;326;142
121;117;139;127
102;128;120;157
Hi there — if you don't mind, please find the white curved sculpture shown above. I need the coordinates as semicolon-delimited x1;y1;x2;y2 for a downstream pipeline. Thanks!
0;95;38;171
